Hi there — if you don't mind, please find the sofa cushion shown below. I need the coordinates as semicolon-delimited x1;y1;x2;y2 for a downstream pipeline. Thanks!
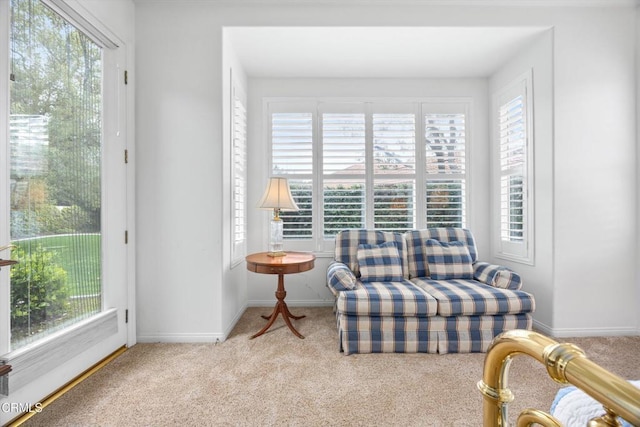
327;261;358;294
357;242;404;282
473;261;522;290
337;280;438;317
411;278;535;317
334;229;408;278
424;239;474;280
405;228;477;279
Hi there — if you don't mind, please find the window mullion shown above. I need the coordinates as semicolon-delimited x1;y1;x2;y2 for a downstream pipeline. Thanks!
314;106;323;251
415;103;426;229
364;103;374;229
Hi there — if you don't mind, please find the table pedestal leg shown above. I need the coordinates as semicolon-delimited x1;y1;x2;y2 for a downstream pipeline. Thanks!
251;274;305;339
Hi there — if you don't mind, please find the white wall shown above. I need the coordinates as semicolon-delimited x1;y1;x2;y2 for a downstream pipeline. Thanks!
489;31;554;332
135;4;221;342
551;8;637;336
135;2;639;340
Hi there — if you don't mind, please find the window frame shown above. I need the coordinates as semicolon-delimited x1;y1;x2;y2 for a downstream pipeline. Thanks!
492;70;535;264
265;98;471;254
0;0;131;402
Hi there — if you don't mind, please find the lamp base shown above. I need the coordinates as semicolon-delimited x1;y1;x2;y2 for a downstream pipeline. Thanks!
268;218;285;257
267;251;286;257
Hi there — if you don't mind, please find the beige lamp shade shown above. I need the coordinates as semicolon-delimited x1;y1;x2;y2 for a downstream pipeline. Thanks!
257;177;299;214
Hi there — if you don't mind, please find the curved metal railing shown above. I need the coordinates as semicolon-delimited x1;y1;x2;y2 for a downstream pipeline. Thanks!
478;329;640;426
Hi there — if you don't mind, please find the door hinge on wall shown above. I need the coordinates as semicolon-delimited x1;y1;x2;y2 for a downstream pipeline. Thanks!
124;70;128;85
125;309;128;324
125;230;128;244
124;149;128;164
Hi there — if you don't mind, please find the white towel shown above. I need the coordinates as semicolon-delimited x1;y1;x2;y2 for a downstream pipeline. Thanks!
550;380;640;427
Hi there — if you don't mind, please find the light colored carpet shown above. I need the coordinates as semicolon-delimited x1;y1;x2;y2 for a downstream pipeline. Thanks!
23;307;640;426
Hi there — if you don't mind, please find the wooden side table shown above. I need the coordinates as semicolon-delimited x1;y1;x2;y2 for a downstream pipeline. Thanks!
245;251;315;339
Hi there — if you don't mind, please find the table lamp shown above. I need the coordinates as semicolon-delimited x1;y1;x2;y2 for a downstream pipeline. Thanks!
257;177;299;256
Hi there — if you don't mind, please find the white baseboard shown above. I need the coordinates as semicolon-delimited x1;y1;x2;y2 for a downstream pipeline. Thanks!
533;319;639;338
137;302;333;344
222;303;248;341
136;333;225;343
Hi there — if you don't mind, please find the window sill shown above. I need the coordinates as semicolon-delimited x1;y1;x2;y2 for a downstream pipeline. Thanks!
0;308;118;396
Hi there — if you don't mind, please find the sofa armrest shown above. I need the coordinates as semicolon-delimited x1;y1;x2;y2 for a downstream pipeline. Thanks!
327;261;357;296
473;261;522;290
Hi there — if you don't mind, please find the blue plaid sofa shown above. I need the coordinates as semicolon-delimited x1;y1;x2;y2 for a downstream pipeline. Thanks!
326;228;535;355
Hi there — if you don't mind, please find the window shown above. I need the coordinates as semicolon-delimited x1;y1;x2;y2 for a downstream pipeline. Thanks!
270;107;314;240
8;0;105;349
424;107;467;228
267;100;469;251
372;109;416;232
321;105;366;235
493;72;533;263
231;84;247;262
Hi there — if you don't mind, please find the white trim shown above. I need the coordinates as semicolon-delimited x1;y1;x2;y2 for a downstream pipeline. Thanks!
534;323;640;339
223;303;248;339
136;333;225;344
533;319;639;338
41;0;121;49
125;47;137;349
0;309;118;395
133;0;638;7
0;0;11;357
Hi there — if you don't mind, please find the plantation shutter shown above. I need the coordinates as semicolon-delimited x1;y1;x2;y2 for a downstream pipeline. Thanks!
494;72;532;262
372;109;416;231
266;100;472;252
495;74;533;263
231;88;247;260
321;106;366;237
424;105;467;228
270;109;313;239
499;95;525;243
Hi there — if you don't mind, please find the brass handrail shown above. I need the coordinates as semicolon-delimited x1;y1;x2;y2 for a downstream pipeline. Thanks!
478;329;640;426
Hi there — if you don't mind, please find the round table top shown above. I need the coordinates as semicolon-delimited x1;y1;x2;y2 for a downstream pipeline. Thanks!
245;251;315;267
245;252;316;267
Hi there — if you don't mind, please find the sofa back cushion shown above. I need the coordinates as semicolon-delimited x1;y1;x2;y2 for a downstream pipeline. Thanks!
424;239;474;280
405;228;477;279
334;229;408;278
357;242;404;282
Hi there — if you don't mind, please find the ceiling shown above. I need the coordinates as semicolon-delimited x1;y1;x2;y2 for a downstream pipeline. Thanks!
225;26;550;78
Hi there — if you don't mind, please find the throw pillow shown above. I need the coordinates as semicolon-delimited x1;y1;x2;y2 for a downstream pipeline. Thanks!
356;241;404;282
424;239;473;280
